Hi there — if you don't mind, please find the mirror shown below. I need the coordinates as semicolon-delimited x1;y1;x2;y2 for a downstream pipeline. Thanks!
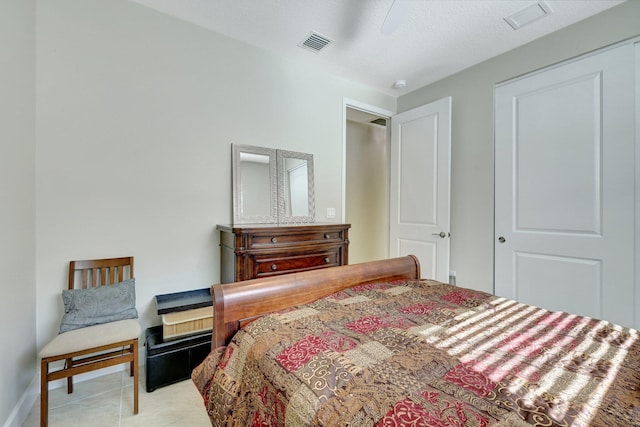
232;144;277;224
277;150;315;223
232;144;315;224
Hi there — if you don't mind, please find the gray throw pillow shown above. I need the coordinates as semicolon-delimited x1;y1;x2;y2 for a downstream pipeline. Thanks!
59;278;138;333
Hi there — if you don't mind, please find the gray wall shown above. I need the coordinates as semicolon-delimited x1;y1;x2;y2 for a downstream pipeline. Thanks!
0;0;36;425
35;0;394;360
399;1;640;293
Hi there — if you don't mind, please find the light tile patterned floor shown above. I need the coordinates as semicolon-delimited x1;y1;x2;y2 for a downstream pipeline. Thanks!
22;367;211;427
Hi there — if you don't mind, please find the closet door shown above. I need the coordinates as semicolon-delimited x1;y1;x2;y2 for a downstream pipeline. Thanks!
494;43;636;328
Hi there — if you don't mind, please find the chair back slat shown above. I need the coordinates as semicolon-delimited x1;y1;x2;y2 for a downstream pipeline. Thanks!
69;257;134;290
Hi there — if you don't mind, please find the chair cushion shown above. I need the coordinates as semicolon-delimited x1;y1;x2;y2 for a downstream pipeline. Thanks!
59;278;138;333
41;318;141;358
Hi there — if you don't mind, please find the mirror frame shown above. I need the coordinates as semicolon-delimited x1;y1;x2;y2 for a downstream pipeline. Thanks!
232;144;278;224
277;149;315;223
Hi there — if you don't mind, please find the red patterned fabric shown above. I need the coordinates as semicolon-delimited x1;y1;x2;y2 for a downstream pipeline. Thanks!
192;279;640;426
377;395;491;427
443;363;497;398
277;335;329;372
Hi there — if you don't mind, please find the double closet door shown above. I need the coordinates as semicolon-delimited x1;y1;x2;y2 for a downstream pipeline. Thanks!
494;41;639;329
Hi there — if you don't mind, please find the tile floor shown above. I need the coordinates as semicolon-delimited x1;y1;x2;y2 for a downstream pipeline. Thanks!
22;367;211;427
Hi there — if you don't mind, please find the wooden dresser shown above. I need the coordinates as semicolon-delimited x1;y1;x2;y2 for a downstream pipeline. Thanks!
217;223;350;283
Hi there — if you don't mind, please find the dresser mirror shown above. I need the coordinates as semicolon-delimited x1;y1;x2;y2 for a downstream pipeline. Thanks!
232;144;277;224
277;149;315;223
232;144;315;224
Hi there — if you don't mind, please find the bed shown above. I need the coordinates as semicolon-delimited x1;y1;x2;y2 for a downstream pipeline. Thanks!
192;256;640;426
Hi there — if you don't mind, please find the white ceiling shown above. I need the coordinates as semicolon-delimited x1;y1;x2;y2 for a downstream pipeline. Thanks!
128;0;623;96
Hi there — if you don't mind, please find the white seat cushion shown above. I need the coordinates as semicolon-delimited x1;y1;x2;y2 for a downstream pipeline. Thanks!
40;319;141;359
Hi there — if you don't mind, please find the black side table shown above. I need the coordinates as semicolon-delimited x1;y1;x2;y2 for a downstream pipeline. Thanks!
146;288;214;392
145;326;212;392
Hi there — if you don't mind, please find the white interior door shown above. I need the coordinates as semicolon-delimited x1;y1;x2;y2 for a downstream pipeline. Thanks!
389;97;451;281
495;43;636;328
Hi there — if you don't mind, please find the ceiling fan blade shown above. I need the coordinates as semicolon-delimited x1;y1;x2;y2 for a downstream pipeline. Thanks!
381;0;410;35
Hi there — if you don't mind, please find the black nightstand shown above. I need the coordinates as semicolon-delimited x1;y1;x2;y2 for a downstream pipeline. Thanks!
145;288;214;392
144;326;212;392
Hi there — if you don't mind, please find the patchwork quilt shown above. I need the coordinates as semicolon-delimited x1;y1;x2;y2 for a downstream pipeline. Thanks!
192;279;640;426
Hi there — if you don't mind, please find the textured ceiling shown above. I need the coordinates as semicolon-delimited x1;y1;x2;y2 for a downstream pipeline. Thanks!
128;0;624;96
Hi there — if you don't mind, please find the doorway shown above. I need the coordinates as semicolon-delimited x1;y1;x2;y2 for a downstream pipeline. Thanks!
344;106;391;264
343;97;452;278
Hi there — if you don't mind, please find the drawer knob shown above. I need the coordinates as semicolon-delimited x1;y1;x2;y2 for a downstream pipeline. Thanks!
324;233;331;239
324;257;330;263
271;237;278;243
271;264;278;271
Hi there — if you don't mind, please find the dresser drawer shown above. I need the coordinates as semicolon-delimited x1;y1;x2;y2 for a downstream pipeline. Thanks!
249;230;345;248
254;251;340;276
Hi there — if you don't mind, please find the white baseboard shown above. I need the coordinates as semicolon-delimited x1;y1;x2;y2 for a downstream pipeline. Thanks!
3;374;38;427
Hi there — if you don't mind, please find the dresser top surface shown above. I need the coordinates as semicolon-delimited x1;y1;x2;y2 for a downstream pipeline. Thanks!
217;223;351;232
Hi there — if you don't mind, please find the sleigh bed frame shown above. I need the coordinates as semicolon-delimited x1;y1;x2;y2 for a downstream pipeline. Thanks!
195;255;639;426
210;255;420;348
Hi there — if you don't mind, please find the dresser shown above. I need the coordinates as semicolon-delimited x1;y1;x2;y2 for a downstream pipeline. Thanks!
217;223;350;283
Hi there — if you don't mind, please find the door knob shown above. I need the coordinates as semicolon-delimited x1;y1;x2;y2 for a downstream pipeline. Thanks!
432;232;446;238
498;236;506;243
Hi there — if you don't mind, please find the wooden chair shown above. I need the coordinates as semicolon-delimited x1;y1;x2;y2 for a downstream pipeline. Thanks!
39;257;140;427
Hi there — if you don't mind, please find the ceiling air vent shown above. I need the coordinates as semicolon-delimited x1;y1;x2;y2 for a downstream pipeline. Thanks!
504;1;552;30
299;32;333;53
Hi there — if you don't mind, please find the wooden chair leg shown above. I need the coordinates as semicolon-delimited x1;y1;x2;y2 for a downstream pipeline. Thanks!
40;359;48;427
66;357;73;394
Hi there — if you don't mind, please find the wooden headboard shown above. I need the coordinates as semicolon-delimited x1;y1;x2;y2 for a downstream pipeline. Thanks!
210;255;420;348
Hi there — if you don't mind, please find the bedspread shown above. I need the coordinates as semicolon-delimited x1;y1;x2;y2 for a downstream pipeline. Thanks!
192;279;640;426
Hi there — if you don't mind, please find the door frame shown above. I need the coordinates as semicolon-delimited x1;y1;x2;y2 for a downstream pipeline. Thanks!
342;97;452;277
